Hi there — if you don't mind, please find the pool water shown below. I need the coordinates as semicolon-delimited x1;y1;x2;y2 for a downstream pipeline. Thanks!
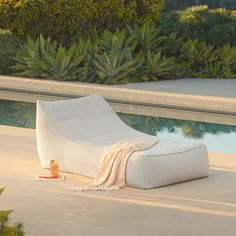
119;114;236;154
0;99;236;154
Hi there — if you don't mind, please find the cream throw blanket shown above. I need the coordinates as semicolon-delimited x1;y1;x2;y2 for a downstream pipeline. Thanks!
69;138;157;191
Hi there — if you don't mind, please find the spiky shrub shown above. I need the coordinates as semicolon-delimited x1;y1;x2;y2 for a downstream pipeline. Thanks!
199;44;236;79
11;27;185;83
13;35;84;80
201;62;236;79
13;33;140;83
0;188;24;236
128;22;166;55
73;38;99;82
217;44;236;70
180;39;217;77
94;49;138;84
140;51;181;81
41;45;84;81
99;29;137;55
11;26;236;82
160;32;184;58
94;29;142;84
13;35;57;78
0;30;22;75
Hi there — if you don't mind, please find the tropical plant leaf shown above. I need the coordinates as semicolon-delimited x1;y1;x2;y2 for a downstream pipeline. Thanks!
128;22;166;55
12;35;86;81
180;39;217;76
94;49;137;84
141;51;181;80
217;44;236;72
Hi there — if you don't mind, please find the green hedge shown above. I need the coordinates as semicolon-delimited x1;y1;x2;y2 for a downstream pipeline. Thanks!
160;5;236;47
1;3;236;82
0;0;164;45
0;30;22;75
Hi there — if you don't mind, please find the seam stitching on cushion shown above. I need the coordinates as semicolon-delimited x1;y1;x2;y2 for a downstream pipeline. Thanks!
134;145;207;157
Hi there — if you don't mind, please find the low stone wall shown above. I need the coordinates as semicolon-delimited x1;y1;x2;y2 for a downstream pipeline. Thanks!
0;76;236;125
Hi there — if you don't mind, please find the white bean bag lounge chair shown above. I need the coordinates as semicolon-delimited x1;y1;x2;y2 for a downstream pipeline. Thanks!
36;94;209;189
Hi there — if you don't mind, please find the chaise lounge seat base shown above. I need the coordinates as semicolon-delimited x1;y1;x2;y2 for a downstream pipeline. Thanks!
126;141;208;189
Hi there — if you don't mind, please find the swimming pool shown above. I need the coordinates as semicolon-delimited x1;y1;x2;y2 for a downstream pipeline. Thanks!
0;99;236;154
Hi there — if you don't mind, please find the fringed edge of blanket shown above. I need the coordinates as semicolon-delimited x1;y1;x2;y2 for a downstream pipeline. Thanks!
67;185;120;192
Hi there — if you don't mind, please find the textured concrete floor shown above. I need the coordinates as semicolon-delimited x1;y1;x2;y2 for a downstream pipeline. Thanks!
0;126;236;236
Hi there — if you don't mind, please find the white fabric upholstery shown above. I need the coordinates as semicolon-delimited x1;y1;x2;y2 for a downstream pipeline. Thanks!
36;94;209;189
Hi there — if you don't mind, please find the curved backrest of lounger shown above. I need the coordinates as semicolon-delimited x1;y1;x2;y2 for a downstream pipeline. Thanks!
36;94;150;172
37;94;148;145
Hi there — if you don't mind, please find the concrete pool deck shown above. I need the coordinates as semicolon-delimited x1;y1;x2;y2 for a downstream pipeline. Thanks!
114;78;236;98
1;125;236;236
1;77;236;235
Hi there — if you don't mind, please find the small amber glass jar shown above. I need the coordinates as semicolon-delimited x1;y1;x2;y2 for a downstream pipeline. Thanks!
50;160;59;177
